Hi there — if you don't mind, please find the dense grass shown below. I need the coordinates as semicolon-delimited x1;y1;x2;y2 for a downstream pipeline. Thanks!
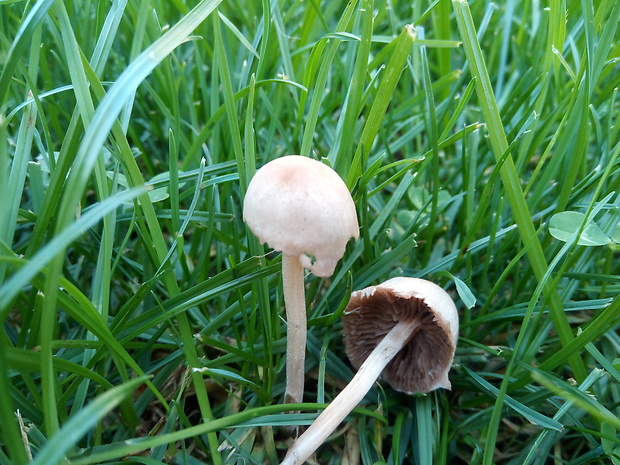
1;0;619;464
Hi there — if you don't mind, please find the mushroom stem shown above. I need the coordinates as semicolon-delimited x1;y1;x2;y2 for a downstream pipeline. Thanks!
281;317;422;465
282;254;306;405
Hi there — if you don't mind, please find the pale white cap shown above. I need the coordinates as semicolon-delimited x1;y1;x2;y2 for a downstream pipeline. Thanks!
243;155;359;277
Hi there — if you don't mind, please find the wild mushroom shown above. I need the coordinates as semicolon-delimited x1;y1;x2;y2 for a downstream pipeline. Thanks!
281;277;458;465
243;155;359;405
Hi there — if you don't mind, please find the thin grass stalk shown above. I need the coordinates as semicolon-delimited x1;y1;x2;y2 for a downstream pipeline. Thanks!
8;0;224;458
0;0;56;107
0;99;36;283
244;75;276;391
29;378;147;465
415;395;434;465
346;24;417;187
418;27;440;265
213;10;246;193
433;0;453;105
54;3;116;427
480;231;586;465
333;0;373;175
0;373;28;465
299;0;360;160
451;0;587;381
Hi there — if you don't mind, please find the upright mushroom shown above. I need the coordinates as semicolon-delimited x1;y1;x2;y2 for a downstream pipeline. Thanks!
243;155;359;405
281;277;458;465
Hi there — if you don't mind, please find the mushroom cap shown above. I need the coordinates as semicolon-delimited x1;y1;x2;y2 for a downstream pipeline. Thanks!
243;155;359;277
342;277;459;394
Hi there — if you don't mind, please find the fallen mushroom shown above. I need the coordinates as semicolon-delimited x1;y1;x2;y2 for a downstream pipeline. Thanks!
243;155;359;405
281;277;458;465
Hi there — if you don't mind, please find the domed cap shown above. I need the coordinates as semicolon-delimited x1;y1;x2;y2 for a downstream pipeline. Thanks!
243;155;359;277
342;277;459;394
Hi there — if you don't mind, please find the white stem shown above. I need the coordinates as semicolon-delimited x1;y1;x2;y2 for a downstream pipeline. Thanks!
282;254;306;405
281;318;420;465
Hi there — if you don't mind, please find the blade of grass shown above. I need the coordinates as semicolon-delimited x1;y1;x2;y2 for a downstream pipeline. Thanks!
479;222;602;465
452;0;586;380
213;9;246;193
0;0;56;107
67;402;385;465
346;24;417;187
0;344;29;465
332;0;373;174
532;370;620;430
520;367;608;465
53;0;118;425
464;367;563;431
0;187;145;313
415;395;434;465
0;98;37;283
418;27;440;264
299;0;360;159
5;347;115;390
30;377;148;465
46;2;222;459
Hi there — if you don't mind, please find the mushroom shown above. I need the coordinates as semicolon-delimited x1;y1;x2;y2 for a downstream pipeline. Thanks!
243;155;359;405
281;277;458;465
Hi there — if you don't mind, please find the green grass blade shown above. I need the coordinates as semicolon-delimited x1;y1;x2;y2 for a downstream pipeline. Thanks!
415;395;434;465
0;99;36;282
55;0;223;233
299;0;359;159
346;24;417;187
30;377;148;465
0;344;30;465
213;10;246;193
0;187;145;313
333;0;373;174
451;0;586;380
0;0;56;107
2;2;617;463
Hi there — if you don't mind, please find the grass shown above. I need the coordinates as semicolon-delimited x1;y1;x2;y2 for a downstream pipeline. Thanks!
0;0;619;464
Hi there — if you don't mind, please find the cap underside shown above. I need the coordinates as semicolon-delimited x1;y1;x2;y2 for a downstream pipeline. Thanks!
343;286;455;394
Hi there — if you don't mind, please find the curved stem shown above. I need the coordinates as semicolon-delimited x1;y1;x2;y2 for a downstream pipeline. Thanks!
282;254;306;405
281;318;420;465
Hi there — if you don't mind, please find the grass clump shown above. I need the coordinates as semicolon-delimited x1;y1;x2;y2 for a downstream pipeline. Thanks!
1;1;619;464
